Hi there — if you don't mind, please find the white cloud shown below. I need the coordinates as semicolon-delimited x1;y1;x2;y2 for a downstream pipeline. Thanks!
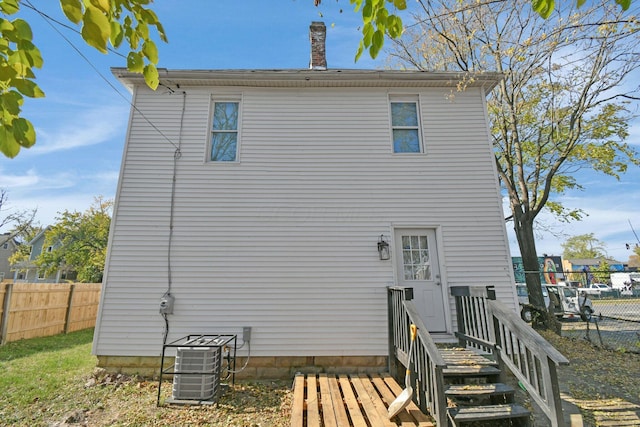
29;105;128;155
505;185;640;263
0;169;40;189
9;193;105;226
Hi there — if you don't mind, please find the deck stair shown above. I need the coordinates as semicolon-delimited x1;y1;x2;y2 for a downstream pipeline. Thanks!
441;347;531;426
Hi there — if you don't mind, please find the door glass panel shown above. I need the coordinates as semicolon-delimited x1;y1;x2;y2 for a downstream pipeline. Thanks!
401;234;432;280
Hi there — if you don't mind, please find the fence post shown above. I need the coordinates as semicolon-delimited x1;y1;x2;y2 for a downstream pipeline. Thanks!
0;283;13;345
64;284;76;334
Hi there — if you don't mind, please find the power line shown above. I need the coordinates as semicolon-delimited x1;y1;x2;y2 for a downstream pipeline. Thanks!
23;0;179;150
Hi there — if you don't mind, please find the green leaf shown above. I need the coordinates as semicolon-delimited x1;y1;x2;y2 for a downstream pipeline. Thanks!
370;29;384;58
59;0;83;24
0;90;23;115
12;19;33;41
0;124;20;158
375;6;388;27
362;1;373;23
615;0;631;9
126;51;144;72
89;0;111;13
139;8;159;25
387;15;403;38
351;0;364;13
81;5;111;53
0;63;17;81
110;21;124;47
142;40;158;63
155;21;168;43
355;40;364;62
532;0;554;18
7;49;33;75
13;78;45;98
0;0;20;15
363;22;374;46
0;18;12;31
17;40;44;68
137;21;150;40
143;62;158;90
393;0;407;10
12;117;36;148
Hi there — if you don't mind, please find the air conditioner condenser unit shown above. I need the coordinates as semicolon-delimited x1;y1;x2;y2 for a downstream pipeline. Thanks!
172;346;222;402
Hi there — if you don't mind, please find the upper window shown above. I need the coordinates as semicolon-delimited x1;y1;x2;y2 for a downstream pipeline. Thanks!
390;97;422;154
210;101;240;162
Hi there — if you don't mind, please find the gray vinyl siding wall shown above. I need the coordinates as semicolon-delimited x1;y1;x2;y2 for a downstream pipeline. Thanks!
93;83;516;358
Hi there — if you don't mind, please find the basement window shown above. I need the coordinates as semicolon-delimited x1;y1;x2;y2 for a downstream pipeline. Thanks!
210;100;240;162
390;96;423;154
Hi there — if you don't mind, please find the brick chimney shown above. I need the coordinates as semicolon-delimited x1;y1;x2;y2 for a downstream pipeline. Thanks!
309;22;327;70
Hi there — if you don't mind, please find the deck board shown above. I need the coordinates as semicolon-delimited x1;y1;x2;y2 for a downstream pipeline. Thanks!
290;373;435;427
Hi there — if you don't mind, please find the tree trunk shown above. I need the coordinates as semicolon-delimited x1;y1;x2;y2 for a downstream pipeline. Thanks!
513;209;556;330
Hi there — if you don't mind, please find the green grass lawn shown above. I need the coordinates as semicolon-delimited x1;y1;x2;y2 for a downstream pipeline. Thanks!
0;329;291;426
0;329;98;425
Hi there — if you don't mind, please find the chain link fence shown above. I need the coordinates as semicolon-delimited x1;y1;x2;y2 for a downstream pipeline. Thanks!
561;295;640;353
516;268;640;353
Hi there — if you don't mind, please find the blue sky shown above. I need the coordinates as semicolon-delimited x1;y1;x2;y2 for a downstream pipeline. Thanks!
1;1;638;263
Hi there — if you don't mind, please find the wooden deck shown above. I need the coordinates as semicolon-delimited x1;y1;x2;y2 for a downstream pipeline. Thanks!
290;373;435;427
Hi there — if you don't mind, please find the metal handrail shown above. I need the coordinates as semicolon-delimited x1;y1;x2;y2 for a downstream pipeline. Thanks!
388;286;447;426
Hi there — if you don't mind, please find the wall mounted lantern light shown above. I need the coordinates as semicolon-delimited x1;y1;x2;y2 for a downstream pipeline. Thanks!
377;234;390;260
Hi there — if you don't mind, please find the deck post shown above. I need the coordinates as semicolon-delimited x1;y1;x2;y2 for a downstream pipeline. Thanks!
450;286;468;347
387;287;397;377
547;357;565;427
432;366;449;426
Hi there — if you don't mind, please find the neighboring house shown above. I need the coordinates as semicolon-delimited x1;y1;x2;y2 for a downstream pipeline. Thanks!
93;22;518;377
0;233;18;282
11;227;75;283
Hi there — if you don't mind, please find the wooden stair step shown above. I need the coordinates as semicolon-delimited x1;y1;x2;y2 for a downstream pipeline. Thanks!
445;383;515;398
448;403;530;423
443;365;502;377
441;356;498;366
440;349;498;366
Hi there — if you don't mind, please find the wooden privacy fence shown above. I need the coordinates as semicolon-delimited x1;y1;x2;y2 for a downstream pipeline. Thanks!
0;282;102;344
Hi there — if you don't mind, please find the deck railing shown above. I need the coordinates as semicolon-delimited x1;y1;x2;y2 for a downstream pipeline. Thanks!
388;286;448;426
451;286;569;427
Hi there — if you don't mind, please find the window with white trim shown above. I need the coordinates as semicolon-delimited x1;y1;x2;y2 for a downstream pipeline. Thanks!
210;100;240;162
390;96;422;154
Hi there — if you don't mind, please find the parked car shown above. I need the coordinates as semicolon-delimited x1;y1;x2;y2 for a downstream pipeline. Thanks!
579;283;613;296
546;285;594;321
516;283;550;322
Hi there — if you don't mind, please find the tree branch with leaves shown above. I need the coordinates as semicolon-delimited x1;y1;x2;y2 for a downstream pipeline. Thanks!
0;188;38;246
0;0;166;158
36;196;112;283
388;0;640;323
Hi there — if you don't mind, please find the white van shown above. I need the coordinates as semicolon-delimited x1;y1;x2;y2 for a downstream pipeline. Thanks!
610;272;640;295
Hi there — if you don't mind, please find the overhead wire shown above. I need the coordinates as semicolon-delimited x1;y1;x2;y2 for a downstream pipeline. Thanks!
23;0;180;150
22;1;187;345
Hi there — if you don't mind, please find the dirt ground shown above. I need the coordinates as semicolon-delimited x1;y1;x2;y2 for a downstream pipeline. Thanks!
48;328;640;427
538;328;640;426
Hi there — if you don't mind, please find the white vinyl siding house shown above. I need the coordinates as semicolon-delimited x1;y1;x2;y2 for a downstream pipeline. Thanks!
93;67;517;376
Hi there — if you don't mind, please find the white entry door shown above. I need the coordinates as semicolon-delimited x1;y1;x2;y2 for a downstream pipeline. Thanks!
394;228;446;332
